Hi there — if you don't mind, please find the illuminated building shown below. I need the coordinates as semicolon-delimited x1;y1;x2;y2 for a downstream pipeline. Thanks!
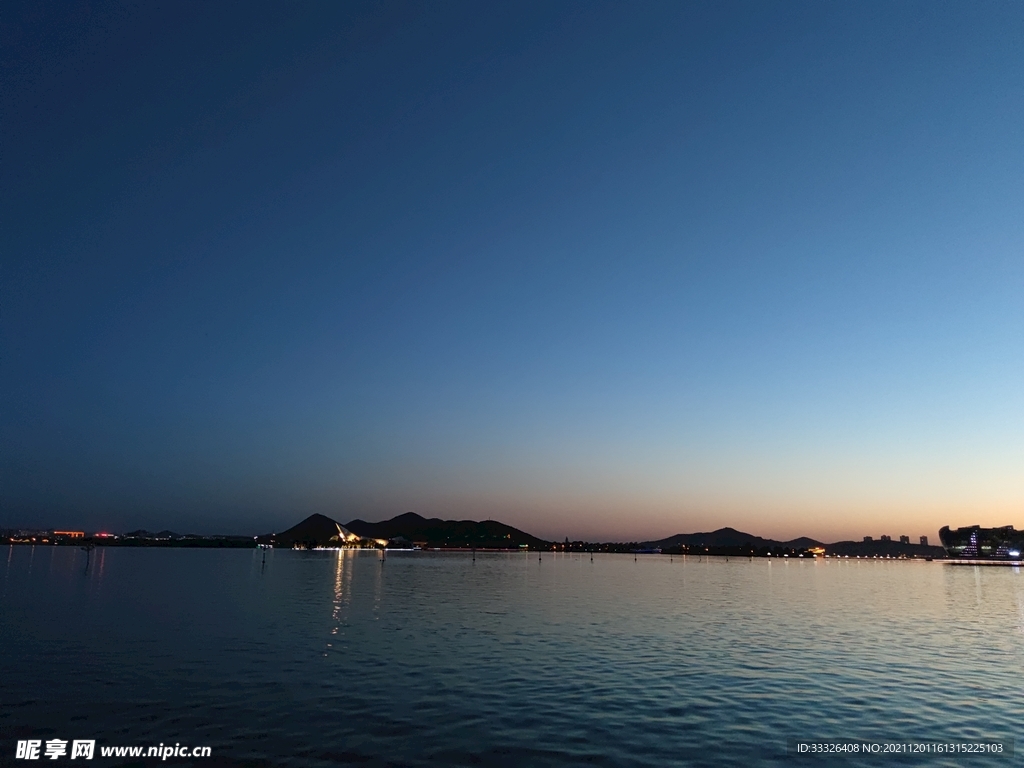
939;525;1024;561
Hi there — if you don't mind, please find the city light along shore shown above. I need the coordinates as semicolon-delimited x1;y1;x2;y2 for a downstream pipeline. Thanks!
6;514;1023;564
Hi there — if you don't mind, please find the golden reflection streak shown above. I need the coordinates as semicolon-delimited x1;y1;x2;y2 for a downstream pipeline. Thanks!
326;549;353;655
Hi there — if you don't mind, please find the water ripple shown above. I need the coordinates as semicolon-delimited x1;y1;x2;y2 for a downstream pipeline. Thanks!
2;548;1021;766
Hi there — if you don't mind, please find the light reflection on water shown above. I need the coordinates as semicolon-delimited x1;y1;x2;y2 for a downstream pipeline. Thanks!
1;547;1021;767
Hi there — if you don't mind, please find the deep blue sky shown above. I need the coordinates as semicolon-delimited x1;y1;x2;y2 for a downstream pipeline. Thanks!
3;1;1022;541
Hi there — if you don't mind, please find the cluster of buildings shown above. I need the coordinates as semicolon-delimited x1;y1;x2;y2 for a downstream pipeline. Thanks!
863;534;928;546
2;529;102;544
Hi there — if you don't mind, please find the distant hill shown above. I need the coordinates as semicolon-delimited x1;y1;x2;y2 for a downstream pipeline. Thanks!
123;529;181;539
644;527;945;558
644;527;823;551
345;512;548;549
262;513;360;548
784;537;826;550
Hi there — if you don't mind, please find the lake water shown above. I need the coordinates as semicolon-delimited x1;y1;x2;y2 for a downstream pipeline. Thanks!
2;546;1021;766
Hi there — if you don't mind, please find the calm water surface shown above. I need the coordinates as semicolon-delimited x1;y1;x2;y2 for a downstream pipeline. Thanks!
2;547;1022;766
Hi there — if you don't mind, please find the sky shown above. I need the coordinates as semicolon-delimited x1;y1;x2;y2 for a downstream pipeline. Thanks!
2;1;1022;542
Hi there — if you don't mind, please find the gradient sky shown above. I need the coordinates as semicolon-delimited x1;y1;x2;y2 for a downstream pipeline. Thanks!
3;1;1022;542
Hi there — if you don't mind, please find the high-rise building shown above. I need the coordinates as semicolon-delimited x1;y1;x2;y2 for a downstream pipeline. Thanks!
899;535;910;544
863;536;873;542
880;535;891;542
919;536;928;546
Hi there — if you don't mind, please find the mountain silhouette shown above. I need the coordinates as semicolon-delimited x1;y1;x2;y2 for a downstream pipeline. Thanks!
644;527;823;550
345;512;548;549
264;513;359;548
